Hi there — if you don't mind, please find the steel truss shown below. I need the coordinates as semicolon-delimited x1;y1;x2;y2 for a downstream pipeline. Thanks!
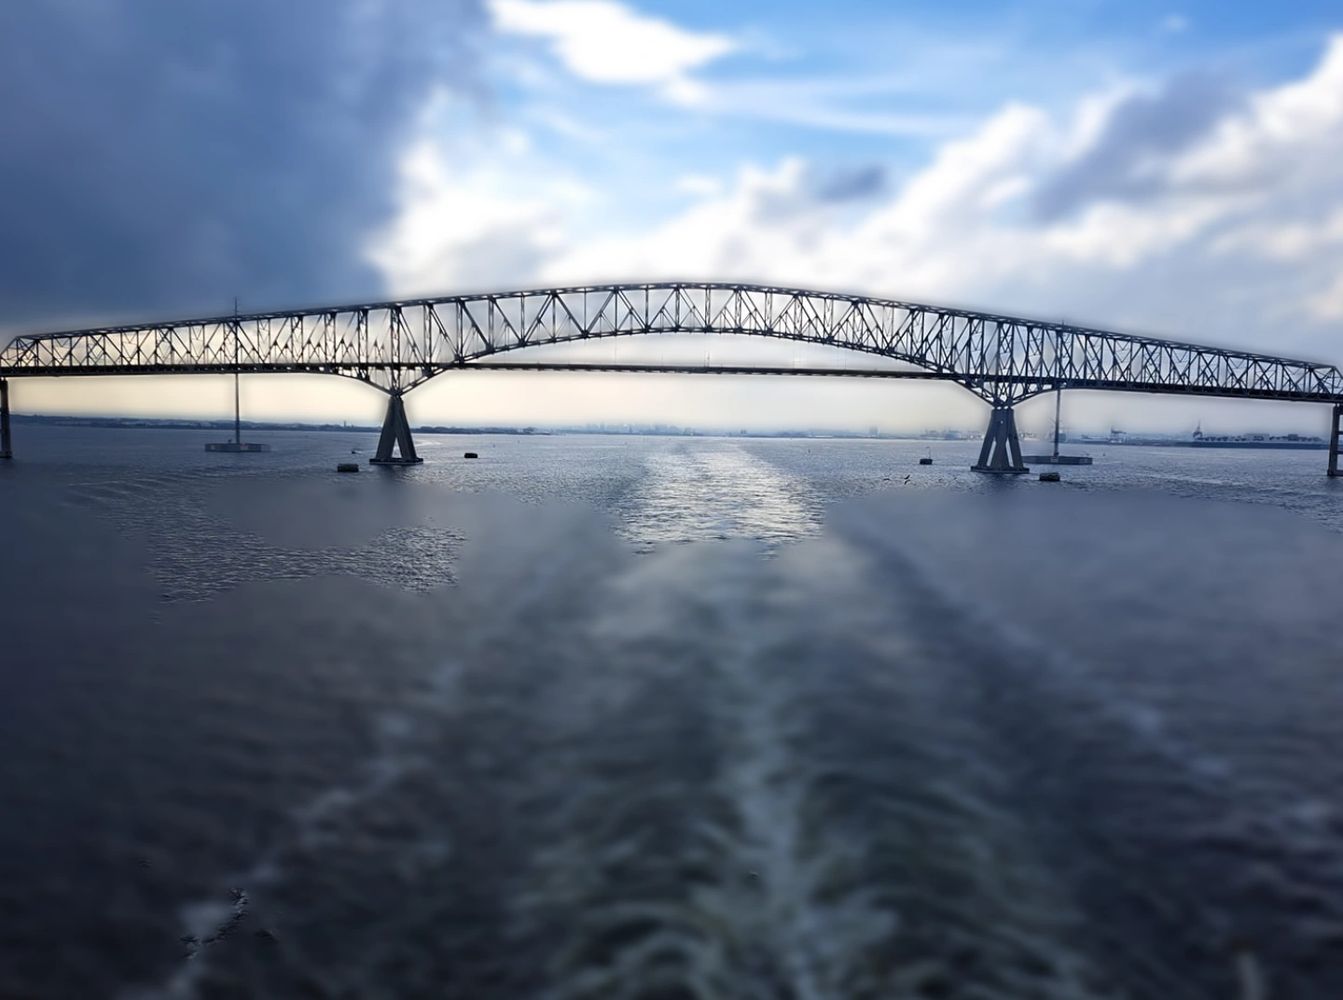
3;282;1341;405
3;282;1342;471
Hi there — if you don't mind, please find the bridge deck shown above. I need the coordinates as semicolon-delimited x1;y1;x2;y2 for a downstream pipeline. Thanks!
2;282;1340;406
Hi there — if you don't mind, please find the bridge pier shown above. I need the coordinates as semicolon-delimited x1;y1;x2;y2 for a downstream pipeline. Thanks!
1330;404;1341;477
971;405;1028;474
1;379;11;460
369;391;423;465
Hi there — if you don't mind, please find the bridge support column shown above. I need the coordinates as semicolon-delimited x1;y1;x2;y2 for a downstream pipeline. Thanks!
971;405;1028;474
0;379;11;460
369;391;423;465
1329;404;1341;477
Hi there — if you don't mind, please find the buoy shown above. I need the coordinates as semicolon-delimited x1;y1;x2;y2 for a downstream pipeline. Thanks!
1039;471;1061;482
918;457;933;465
336;463;359;473
463;451;478;459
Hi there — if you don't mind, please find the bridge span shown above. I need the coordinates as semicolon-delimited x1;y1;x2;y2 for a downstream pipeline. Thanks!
2;281;1342;474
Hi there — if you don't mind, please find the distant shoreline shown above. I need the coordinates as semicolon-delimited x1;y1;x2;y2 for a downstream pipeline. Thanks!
6;413;964;441
10;414;1327;446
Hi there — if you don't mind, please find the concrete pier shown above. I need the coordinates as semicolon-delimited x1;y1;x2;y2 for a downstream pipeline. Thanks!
971;405;1029;474
1;379;11;459
205;441;269;453
370;392;422;465
1023;453;1093;465
1330;404;1341;477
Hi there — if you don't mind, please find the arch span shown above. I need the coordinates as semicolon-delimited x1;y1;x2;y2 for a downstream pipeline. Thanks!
6;281;1342;403
4;281;1343;470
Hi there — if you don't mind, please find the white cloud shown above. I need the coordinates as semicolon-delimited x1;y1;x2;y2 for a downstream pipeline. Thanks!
1161;14;1190;35
674;173;724;198
673;90;970;137
487;5;1011;138
1213;208;1343;261
487;0;736;90
657;71;975;136
1311;272;1343;319
365;137;592;296
1172;34;1343;188
372;35;1343;355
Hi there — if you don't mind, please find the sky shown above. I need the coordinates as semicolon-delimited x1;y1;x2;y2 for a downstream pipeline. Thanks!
3;0;1343;436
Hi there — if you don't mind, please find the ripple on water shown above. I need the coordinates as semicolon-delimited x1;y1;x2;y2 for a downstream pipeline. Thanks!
3;433;1343;998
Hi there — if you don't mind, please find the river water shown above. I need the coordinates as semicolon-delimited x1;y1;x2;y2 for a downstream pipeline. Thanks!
1;426;1342;999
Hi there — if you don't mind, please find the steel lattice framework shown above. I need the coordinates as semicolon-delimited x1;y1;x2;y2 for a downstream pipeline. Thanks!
4;282;1342;406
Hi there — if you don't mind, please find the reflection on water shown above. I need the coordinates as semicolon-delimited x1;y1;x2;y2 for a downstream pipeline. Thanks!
1;428;1342;998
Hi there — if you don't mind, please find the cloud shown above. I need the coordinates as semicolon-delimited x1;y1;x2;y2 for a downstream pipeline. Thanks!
0;0;482;329
656;71;975;136
1170;35;1343;189
537;159;854;283
1311;272;1343;319
366;133;594;296
372;33;1343;362
1161;14;1190;35
487;6;988;138
808;165;888;203
1212;208;1343;261
487;0;735;90
1033;73;1241;219
675;174;725;198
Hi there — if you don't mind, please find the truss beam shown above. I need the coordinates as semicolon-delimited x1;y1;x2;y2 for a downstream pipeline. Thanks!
5;282;1343;472
2;282;1340;407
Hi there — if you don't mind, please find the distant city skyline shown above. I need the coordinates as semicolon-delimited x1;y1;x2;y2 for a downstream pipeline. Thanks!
3;1;1342;434
10;409;1329;443
7;370;1332;440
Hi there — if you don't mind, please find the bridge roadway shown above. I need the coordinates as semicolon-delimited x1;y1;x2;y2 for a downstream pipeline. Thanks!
1;281;1341;474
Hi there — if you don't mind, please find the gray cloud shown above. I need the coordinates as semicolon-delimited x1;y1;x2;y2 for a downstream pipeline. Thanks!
0;0;482;330
809;164;887;203
1033;72;1240;220
746;162;889;225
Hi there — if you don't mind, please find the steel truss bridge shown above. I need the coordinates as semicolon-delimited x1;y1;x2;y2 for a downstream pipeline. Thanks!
2;281;1342;474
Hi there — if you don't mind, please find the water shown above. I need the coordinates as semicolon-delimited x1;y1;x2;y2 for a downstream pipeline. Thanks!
2;425;1342;999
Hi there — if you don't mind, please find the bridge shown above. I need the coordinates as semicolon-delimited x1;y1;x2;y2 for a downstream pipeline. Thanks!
2;281;1342;474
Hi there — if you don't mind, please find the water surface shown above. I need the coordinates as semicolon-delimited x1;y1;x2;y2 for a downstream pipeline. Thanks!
2;426;1341;999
